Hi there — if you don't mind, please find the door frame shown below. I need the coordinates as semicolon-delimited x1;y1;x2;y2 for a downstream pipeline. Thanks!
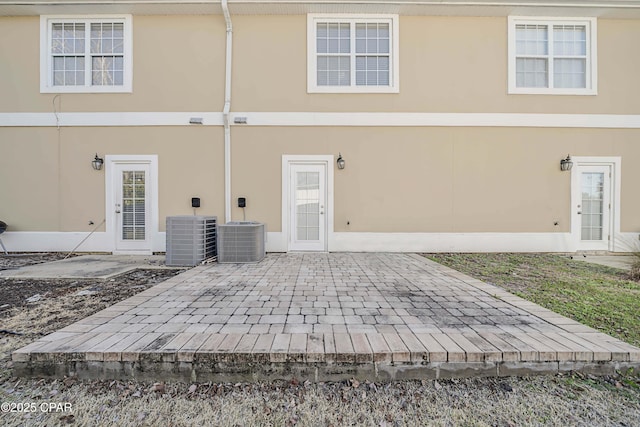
570;156;621;252
105;155;159;255
282;155;334;252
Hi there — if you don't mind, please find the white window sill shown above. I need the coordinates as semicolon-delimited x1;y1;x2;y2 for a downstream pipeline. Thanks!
508;87;597;96
308;85;399;94
40;86;132;94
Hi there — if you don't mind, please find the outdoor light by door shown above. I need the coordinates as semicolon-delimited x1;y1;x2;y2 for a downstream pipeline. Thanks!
91;154;104;171
336;153;345;170
560;154;573;171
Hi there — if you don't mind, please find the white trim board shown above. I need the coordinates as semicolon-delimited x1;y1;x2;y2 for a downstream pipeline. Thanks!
232;112;640;128
265;231;639;253
0;231;166;253
4;112;640;128
0;113;224;127
3;230;638;253
330;232;575;252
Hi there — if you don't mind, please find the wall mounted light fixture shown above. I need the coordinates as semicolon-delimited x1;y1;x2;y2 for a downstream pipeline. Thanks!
337;153;345;170
92;154;104;171
560;154;573;171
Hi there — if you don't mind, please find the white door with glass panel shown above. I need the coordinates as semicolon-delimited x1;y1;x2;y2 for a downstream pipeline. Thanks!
575;165;611;251
114;163;151;253
289;164;327;251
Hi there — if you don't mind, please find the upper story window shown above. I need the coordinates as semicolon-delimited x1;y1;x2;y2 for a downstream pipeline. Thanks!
40;15;133;93
508;17;597;95
307;14;399;93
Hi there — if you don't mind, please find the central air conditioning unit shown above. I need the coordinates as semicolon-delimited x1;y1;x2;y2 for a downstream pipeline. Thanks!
217;221;265;263
166;215;217;267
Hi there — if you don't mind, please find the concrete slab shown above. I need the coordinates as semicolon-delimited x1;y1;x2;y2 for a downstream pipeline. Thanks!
0;254;174;279
12;253;640;381
570;255;637;271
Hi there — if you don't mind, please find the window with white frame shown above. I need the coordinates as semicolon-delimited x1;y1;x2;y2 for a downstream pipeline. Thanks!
40;16;132;93
307;15;399;93
508;17;597;95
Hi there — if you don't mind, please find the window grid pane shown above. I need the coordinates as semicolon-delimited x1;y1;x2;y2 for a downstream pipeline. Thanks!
52;23;85;54
317;56;350;86
515;24;549;88
90;22;124;54
92;56;124;85
553;25;586;56
554;58;586;88
552;25;586;89
355;56;389;86
295;171;320;242
316;19;392;88
514;21;590;90
355;23;389;54
51;23;86;86
50;20;125;88
316;22;350;54
581;172;604;241
52;56;85;86
515;58;548;88
121;171;146;241
515;24;548;55
90;22;124;86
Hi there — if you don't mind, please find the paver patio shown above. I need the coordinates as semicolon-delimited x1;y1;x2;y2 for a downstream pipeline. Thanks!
13;253;640;381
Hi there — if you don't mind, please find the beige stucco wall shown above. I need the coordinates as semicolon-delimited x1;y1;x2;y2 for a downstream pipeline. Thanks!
231;126;640;233
232;16;640;114
2;15;639;114
0;128;61;231
0;127;225;232
1;12;640;242
3;125;638;236
0;15;225;113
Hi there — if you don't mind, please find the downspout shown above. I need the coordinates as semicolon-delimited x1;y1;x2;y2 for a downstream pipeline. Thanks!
221;0;232;223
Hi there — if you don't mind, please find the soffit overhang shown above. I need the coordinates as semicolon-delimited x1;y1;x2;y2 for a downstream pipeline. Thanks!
2;0;640;18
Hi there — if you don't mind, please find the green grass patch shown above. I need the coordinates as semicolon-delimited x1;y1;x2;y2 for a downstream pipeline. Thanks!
424;253;640;347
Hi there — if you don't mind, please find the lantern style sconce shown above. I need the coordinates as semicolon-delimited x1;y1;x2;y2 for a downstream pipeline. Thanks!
92;154;104;171
560;154;573;171
336;153;345;170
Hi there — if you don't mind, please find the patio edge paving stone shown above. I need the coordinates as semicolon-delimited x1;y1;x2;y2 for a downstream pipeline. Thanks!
414;333;447;363
288;333;308;363
350;333;373;363
382;333;411;363
398;333;428;363
462;333;503;362
366;333;392;363
431;334;466;363
477;333;523;362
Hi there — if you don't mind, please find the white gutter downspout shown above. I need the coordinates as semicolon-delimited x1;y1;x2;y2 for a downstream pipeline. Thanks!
222;0;232;223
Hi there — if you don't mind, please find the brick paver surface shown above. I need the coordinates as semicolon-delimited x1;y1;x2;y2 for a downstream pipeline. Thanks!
151;254;546;334
13;253;640;379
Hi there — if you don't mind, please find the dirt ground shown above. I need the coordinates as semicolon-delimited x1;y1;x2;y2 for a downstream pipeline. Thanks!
0;253;182;330
1;254;639;426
